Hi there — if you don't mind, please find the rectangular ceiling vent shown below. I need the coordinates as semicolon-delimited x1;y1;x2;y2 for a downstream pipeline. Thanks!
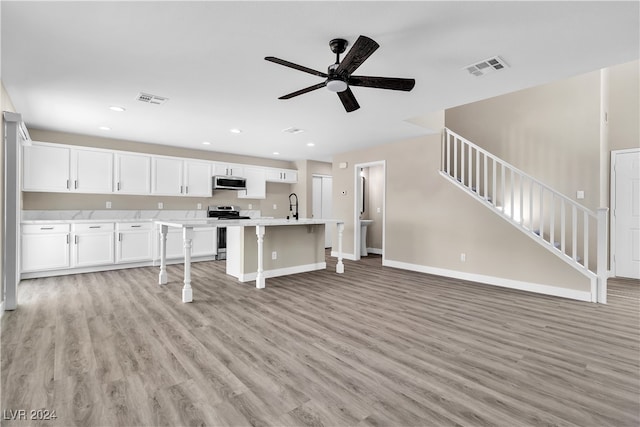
282;127;304;134
464;56;509;77
136;92;168;105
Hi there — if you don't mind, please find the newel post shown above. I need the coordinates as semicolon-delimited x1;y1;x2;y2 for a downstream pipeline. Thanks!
596;208;609;303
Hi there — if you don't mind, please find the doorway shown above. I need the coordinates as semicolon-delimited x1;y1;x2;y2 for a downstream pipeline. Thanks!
354;161;385;261
611;148;640;279
312;174;333;248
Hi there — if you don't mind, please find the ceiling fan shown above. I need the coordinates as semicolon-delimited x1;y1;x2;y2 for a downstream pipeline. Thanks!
265;35;416;113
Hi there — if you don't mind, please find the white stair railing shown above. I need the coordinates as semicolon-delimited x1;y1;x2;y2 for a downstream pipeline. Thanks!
441;128;608;303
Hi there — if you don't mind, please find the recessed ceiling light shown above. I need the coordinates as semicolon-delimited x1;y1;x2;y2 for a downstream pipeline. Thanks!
202;141;211;145
306;142;315;147
230;128;242;134
273;151;280;155
98;126;111;131
108;106;126;112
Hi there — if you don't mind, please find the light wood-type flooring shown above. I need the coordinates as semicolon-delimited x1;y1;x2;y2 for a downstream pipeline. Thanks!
1;254;639;426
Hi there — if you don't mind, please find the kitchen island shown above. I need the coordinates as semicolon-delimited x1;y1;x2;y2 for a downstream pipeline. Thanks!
155;218;344;303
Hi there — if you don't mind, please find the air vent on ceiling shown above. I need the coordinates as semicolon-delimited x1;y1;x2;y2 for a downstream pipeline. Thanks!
136;92;168;105
464;56;509;77
282;127;304;134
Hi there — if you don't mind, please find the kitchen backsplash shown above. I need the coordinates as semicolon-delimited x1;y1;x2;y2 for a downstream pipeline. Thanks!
22;209;262;221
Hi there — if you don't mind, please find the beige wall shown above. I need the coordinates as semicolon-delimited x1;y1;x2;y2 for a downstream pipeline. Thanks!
291;160;332;219
609;60;639;151
333;134;589;291
445;69;602;210
24;129;298;218
1;81;18;305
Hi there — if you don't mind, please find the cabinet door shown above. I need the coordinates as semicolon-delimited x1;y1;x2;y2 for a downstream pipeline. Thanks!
72;148;114;193
115;153;151;194
152;157;184;196
73;231;115;267
184;160;212;197
21;230;70;272
238;167;266;199
192;227;216;257
117;230;153;263
23;143;71;192
214;163;244;177
282;170;298;183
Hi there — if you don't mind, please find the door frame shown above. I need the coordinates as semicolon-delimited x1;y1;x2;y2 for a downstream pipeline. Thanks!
610;147;640;278
353;160;386;261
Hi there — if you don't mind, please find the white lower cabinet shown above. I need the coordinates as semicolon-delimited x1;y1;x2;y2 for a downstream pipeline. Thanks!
72;223;115;267
116;222;153;263
21;224;71;272
162;227;216;259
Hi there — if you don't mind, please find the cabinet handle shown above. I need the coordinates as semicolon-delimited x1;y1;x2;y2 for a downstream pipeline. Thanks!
74;235;79;244
66;234;70;244
185;186;189;194
180;185;183;194
89;225;101;229
117;182;121;191
40;227;54;230
118;233;122;242
131;225;142;228
66;179;70;189
74;180;78;189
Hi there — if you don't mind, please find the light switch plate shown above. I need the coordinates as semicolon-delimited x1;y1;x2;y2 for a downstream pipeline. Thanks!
197;203;202;210
106;201;112;209
158;202;164;209
576;190;585;199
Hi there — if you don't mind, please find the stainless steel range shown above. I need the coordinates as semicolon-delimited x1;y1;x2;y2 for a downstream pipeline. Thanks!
207;206;250;260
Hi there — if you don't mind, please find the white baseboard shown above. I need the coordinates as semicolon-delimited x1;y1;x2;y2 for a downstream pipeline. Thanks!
331;251;356;261
238;262;327;282
383;259;592;302
366;247;383;255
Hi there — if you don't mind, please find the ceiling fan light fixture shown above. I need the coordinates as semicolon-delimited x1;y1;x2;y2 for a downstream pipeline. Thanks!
326;79;348;93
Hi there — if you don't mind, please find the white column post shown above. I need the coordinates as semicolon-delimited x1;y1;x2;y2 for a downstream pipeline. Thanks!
596;208;609;304
182;227;194;303
336;222;345;274
158;224;168;285
255;225;266;289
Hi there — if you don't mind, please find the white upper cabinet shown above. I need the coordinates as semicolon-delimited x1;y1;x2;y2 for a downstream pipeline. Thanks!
72;148;113;193
115;152;151;194
238;167;266;199
23;142;113;193
214;163;244;177
152;157;212;197
184;160;212;197
266;168;298;183
152;156;184;196
23;143;71;192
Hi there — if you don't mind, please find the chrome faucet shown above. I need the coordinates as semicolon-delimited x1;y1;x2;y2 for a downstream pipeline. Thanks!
288;193;299;220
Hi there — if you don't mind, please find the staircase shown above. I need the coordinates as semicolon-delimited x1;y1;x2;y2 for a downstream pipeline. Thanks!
440;128;608;303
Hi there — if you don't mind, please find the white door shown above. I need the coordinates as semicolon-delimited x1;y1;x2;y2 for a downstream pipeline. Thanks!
312;175;333;247
613;150;640;279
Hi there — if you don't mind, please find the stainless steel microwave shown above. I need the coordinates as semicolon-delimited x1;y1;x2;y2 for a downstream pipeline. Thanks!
213;175;247;190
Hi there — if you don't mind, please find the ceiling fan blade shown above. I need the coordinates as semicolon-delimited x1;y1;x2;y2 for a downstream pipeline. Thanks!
279;82;326;100
265;57;328;78
336;35;379;75
337;88;360;112
348;75;416;91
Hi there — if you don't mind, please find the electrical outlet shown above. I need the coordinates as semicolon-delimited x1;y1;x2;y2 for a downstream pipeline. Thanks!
106;201;112;209
197;203;202;210
377;207;381;213
248;203;253;209
576;190;585;199
272;251;277;260
273;204;277;210
158;202;163;209
460;253;466;262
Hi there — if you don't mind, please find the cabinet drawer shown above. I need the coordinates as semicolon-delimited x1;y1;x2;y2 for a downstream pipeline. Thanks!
117;222;152;231
22;224;70;234
73;223;115;232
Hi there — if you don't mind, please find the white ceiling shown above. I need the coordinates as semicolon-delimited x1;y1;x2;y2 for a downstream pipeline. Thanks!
2;1;638;162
